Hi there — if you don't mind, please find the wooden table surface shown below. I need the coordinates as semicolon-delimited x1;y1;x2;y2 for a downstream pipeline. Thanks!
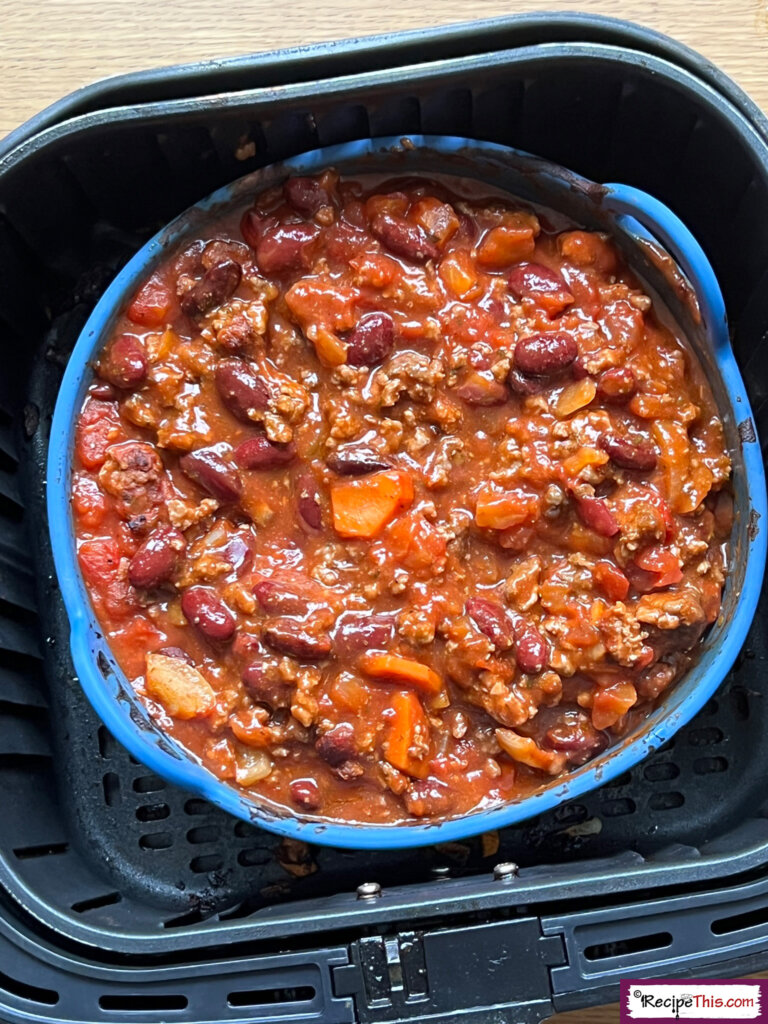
1;2;767;1021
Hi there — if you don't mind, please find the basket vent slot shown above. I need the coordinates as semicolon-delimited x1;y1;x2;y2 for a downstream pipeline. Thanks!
136;803;170;822
139;832;172;851
648;792;685;811
98;993;188;1011
133;774;166;793
71;891;122;914
643;762;680;782
227;985;315;1007
693;756;728;775
711;905;768;936
13;841;68;860
584;931;672;961
0;970;59;1005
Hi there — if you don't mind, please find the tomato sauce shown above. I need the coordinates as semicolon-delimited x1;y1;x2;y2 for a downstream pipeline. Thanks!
70;171;732;823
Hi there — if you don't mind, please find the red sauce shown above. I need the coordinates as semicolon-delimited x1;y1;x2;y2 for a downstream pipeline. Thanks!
70;171;732;823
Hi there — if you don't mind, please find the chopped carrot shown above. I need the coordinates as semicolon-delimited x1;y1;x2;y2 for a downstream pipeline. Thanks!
314;327;348;367
360;652;443;695
331;470;414;539
558;230;617;274
365;193;409;221
384;691;432;778
475;485;541;530
593;560;630;601
410;197;460;247
476;225;536;269
439;250;480;299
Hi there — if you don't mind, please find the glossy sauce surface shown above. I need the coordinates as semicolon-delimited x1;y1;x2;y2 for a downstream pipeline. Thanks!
71;171;732;823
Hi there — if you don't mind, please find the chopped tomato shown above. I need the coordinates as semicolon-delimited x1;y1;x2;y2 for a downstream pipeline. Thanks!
72;475;108;527
75;401;124;470
634;546;683;589
127;274;173;326
594;560;630;602
592;681;637;730
384;512;447;573
78;538;122;587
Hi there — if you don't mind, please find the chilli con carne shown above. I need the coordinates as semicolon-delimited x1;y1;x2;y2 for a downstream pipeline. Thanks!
70;171;732;823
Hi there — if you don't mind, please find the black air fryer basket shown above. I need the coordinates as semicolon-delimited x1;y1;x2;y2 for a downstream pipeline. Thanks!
2;16;768;1024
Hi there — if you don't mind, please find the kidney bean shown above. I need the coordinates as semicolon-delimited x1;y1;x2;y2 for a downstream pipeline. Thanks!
296;473;322;530
290;778;322;811
221;533;254;577
345;312;395;367
90;381;118;400
158;646;194;665
215;358;270;422
573;494;620;537
333;611;396;658
128;525;186;589
316;723;356;766
507;367;543;395
284;176;332;216
240;210;277;250
180;259;242;318
456;373;509;407
599;433;657;471
326;444;390;476
544;710;608;763
180;447;242;503
597;366;636;403
255;224;320;274
371;213;440;263
514;333;578;376
514;625;549;674
241;660;290;706
181;586;236;642
235;435;295;469
262;618;332;659
98;334;147;389
507;262;574;317
466;597;514;650
254;579;307;616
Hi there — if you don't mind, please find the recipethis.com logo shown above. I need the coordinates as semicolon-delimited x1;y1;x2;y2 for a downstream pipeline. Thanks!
620;980;765;1021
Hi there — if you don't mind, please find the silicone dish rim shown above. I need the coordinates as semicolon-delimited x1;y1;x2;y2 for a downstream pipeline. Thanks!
47;135;767;850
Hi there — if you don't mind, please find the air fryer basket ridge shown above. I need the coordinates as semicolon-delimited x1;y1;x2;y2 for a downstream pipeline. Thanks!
2;22;768;1024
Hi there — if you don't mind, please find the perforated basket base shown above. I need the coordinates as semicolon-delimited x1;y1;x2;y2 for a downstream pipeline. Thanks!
1;17;768;994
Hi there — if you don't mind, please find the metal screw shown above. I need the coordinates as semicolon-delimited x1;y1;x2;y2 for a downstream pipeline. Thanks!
493;861;519;881
356;881;382;900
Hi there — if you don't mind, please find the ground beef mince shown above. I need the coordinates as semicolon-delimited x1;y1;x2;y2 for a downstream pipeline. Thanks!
70;171;732;823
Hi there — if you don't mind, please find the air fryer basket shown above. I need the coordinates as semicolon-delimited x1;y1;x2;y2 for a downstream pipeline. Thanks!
2;20;768;1024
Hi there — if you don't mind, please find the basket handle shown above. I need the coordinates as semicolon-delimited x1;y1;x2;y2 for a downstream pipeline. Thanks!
602;182;729;350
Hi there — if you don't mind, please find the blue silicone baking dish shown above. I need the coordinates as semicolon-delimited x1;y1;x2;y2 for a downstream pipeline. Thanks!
46;135;767;849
